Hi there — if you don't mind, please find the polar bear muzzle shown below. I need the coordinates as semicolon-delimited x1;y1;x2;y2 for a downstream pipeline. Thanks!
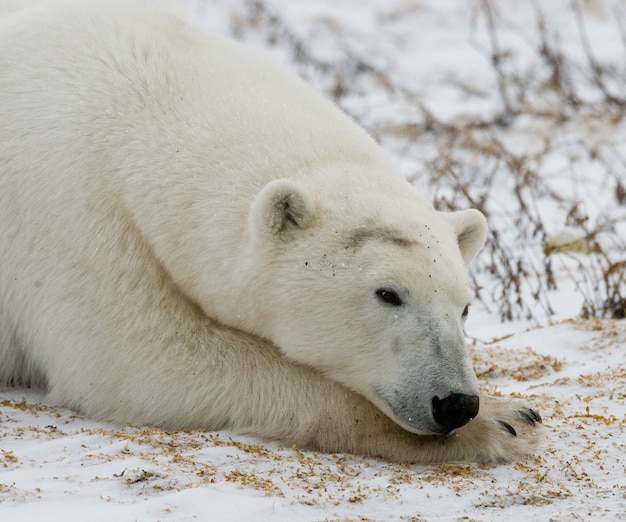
376;387;481;435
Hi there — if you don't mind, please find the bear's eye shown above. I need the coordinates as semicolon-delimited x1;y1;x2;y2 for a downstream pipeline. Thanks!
462;304;470;318
376;288;403;307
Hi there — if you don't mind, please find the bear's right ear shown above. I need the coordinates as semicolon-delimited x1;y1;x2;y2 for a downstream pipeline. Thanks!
250;179;314;237
446;208;488;265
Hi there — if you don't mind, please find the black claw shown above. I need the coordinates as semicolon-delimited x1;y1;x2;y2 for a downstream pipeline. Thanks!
498;421;517;437
532;409;542;423
518;408;542;425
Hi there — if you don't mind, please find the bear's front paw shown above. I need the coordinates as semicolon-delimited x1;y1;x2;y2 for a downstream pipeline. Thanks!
455;398;544;463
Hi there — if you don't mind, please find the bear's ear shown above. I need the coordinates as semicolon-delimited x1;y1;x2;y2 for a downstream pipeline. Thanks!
250;179;314;237
446;209;488;265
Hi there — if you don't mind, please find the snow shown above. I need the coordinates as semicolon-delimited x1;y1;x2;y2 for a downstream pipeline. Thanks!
1;0;625;520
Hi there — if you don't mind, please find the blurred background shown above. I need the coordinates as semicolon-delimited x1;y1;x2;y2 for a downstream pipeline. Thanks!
185;0;626;324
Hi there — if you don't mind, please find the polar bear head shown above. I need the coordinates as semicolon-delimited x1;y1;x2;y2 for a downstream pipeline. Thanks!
246;174;488;435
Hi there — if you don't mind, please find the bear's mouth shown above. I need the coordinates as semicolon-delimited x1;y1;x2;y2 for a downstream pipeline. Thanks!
371;387;448;435
389;410;452;436
372;384;481;436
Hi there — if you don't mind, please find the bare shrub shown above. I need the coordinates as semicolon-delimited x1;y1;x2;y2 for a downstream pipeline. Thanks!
227;0;626;322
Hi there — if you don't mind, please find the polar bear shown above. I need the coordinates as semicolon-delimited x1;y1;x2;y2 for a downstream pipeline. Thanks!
0;0;541;463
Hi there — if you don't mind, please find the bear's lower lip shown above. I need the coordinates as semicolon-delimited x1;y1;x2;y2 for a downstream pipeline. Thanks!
372;390;447;435
393;416;451;436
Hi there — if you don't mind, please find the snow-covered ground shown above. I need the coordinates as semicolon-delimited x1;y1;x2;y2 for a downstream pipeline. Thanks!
1;1;625;520
1;319;624;521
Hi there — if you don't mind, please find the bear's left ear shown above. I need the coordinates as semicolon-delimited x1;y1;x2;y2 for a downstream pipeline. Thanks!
250;179;314;237
446;209;488;265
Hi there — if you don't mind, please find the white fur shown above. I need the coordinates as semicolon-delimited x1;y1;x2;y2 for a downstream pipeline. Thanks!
0;0;542;462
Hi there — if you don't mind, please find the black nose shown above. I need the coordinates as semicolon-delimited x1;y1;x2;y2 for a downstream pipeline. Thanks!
432;393;480;431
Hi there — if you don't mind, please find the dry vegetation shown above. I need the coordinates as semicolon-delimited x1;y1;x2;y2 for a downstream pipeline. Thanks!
230;0;626;322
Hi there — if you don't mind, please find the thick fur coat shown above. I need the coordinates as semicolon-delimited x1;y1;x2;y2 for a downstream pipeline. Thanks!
0;0;541;462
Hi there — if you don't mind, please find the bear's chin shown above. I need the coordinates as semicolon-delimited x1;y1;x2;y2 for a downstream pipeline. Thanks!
391;415;454;436
369;394;449;436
